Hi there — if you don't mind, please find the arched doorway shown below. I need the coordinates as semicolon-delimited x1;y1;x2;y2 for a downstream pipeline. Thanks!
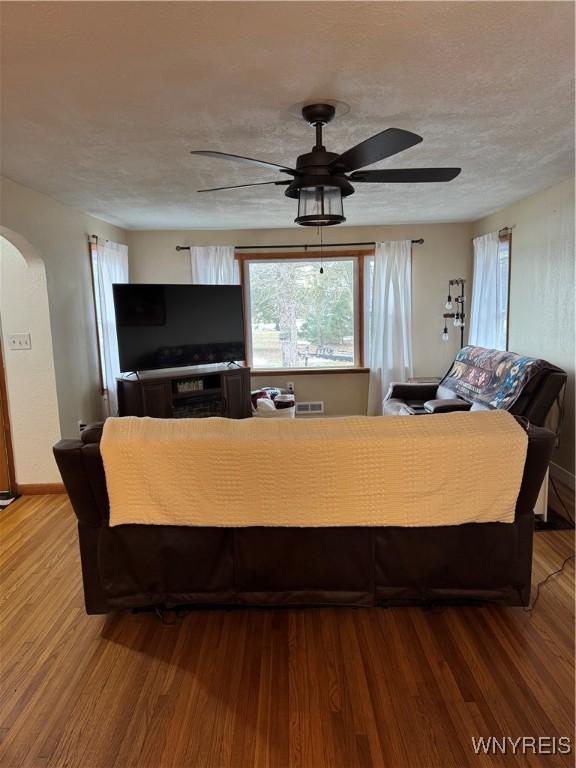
0;230;61;490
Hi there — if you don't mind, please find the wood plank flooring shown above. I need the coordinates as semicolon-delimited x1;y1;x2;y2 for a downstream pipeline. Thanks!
0;495;574;768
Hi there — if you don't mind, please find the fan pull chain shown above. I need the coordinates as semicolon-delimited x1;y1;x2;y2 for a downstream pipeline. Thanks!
318;226;324;274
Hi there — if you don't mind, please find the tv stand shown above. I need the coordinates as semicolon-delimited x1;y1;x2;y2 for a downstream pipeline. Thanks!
117;365;252;419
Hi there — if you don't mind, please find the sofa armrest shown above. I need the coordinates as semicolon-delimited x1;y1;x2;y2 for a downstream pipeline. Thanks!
385;382;439;401
424;398;471;414
515;424;556;517
81;421;105;444
53;439;106;527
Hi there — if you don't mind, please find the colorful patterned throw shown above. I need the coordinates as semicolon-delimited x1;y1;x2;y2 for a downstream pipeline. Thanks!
441;346;558;410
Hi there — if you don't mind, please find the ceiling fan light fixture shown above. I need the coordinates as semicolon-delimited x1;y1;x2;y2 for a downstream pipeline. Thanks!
295;185;345;227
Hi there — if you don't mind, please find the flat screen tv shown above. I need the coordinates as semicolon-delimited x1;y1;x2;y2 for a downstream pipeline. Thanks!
113;284;245;373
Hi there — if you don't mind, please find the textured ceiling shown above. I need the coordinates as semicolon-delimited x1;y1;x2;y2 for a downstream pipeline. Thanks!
1;1;574;230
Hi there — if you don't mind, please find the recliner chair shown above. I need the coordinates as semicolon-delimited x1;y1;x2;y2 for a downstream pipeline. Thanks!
383;345;566;427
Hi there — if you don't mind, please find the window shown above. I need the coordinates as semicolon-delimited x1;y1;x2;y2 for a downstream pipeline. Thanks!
364;256;375;362
89;240;108;389
497;234;511;350
88;237;129;415
470;230;511;351
242;255;361;369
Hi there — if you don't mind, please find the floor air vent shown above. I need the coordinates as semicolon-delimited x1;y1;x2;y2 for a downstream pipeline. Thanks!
295;401;324;415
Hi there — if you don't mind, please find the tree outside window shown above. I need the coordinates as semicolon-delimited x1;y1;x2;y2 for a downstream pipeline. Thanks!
246;258;357;369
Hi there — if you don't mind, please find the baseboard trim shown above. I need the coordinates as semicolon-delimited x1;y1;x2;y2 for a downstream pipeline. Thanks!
16;483;65;495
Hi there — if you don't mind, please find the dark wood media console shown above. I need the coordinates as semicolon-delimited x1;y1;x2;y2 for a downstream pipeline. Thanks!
117;365;252;419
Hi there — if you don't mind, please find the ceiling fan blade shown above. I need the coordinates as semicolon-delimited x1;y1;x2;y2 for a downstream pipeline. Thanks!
191;150;296;175
331;128;423;173
197;180;290;192
350;168;462;183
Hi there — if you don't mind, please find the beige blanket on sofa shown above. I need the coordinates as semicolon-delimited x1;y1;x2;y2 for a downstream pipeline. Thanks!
101;411;527;528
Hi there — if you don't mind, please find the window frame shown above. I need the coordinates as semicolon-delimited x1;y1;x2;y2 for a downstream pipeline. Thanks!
237;249;372;373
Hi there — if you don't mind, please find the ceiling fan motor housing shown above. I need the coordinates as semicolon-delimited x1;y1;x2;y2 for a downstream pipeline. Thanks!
285;150;355;200
286;104;354;202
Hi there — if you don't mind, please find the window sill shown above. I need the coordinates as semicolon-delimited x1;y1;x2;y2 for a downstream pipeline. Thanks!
251;367;369;376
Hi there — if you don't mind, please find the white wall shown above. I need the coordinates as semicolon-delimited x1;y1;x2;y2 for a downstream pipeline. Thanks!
0;236;61;483
0;177;128;440
127;222;473;414
472;178;575;477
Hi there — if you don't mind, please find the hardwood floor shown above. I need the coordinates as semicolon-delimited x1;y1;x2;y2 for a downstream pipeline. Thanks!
0;495;574;768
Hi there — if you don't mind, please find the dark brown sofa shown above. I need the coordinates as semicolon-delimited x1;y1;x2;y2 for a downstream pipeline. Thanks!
384;346;566;423
54;420;555;614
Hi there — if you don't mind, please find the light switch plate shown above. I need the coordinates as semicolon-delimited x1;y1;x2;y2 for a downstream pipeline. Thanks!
8;333;31;350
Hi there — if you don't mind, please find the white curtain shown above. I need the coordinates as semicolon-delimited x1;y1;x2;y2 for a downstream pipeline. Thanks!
190;246;239;284
95;240;128;416
469;231;505;350
367;240;413;415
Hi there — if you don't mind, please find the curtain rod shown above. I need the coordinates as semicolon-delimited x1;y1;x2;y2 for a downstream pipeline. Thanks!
472;225;515;241
176;239;424;252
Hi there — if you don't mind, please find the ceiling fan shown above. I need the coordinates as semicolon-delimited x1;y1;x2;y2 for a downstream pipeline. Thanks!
191;103;461;227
